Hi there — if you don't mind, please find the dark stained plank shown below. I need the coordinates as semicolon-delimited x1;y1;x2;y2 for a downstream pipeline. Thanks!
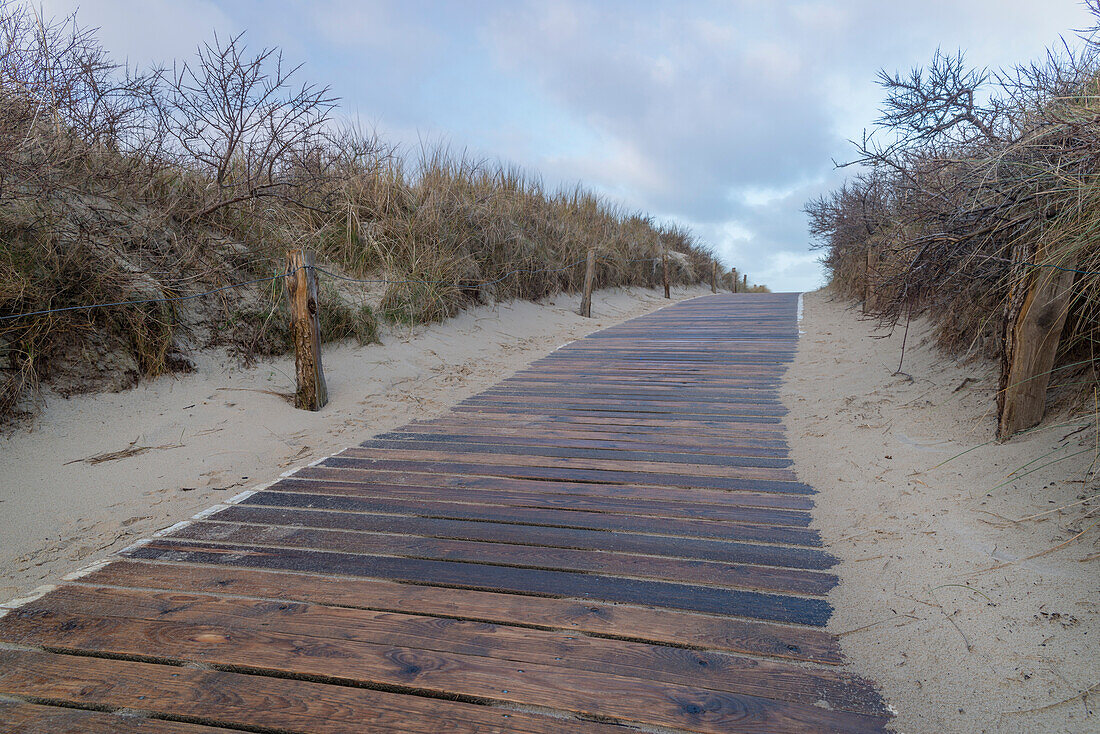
0;700;234;734
357;436;795;468
124;538;834;625
330;447;801;481
0;610;889;733
162;519;838;595
13;585;885;716
246;487;824;546
318;456;808;493
0;649;622;734
205;504;838;570
276;469;816;513
80;559;847;664
376;427;791;453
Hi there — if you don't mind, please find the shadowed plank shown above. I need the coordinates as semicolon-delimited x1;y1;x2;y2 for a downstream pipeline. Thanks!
78;559;847;664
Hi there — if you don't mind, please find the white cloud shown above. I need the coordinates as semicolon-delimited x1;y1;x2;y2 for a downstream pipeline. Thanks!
39;0;232;66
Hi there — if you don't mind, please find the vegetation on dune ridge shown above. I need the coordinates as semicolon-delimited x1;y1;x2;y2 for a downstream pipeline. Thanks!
806;4;1100;418
0;1;743;421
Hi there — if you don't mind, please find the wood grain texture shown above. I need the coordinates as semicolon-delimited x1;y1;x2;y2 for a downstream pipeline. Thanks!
0;293;891;732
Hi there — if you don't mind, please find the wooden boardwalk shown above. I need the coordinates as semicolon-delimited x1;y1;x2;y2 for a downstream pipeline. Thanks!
0;293;890;733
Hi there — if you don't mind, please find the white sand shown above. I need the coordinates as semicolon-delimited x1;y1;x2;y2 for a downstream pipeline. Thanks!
784;290;1098;733
0;285;711;602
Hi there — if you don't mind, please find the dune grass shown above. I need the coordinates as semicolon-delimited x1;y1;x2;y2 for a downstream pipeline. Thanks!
0;2;725;419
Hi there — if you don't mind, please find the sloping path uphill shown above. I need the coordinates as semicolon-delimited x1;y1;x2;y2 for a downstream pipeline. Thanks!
0;293;890;733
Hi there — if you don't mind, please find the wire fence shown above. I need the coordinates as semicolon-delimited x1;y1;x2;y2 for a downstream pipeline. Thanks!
0;255;670;323
985;255;1100;277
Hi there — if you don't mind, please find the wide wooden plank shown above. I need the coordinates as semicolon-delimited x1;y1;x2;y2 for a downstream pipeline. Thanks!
80;559;847;664
276;469;815;513
357;437;794;468
246;487;824;546
163;520;838;596
382;425;790;451
0;608;888;733
0;649;619;734
206;504;837;569
124;538;834;624
0;700;233;734
318;456;808;493
266;475;815;526
332;447;800;481
14;584;884;716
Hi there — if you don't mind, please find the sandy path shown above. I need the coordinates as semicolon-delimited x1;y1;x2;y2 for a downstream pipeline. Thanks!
0;285;711;602
783;290;1098;733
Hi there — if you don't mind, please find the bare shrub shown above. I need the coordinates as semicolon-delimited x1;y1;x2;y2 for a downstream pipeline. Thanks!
807;7;1100;377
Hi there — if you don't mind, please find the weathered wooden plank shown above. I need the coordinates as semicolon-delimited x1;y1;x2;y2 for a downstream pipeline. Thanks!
81;559;847;664
247;488;824;545
164;520;838;596
997;252;1077;439
454;405;786;423
15;585;884;716
0;609;889;733
287;468;817;515
0;648;618;734
124;538;834;624
207;504;837;569
274;472;815;514
0;700;233;734
333;447;798;481
357;437;794;468
318;457;807;493
382;425;790;451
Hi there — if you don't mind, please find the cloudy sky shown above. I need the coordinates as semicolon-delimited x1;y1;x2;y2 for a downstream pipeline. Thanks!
41;0;1098;290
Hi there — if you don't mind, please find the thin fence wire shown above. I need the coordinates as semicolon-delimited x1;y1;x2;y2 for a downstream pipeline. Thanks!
0;255;670;323
985;256;1100;277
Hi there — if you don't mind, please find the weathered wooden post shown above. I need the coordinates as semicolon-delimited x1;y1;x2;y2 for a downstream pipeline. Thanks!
711;262;717;293
662;249;670;299
997;254;1077;439
731;268;738;293
579;247;596;317
286;249;328;411
743;273;748;292
863;245;873;313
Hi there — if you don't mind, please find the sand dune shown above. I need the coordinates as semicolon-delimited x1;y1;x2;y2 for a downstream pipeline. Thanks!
785;290;1097;734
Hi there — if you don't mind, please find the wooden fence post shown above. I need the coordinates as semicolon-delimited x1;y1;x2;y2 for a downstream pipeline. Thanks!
579;247;596;317
863;245;873;314
286;249;328;411
662;249;670;299
711;262;717;293
997;254;1077;439
743;273;748;292
731;268;738;293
